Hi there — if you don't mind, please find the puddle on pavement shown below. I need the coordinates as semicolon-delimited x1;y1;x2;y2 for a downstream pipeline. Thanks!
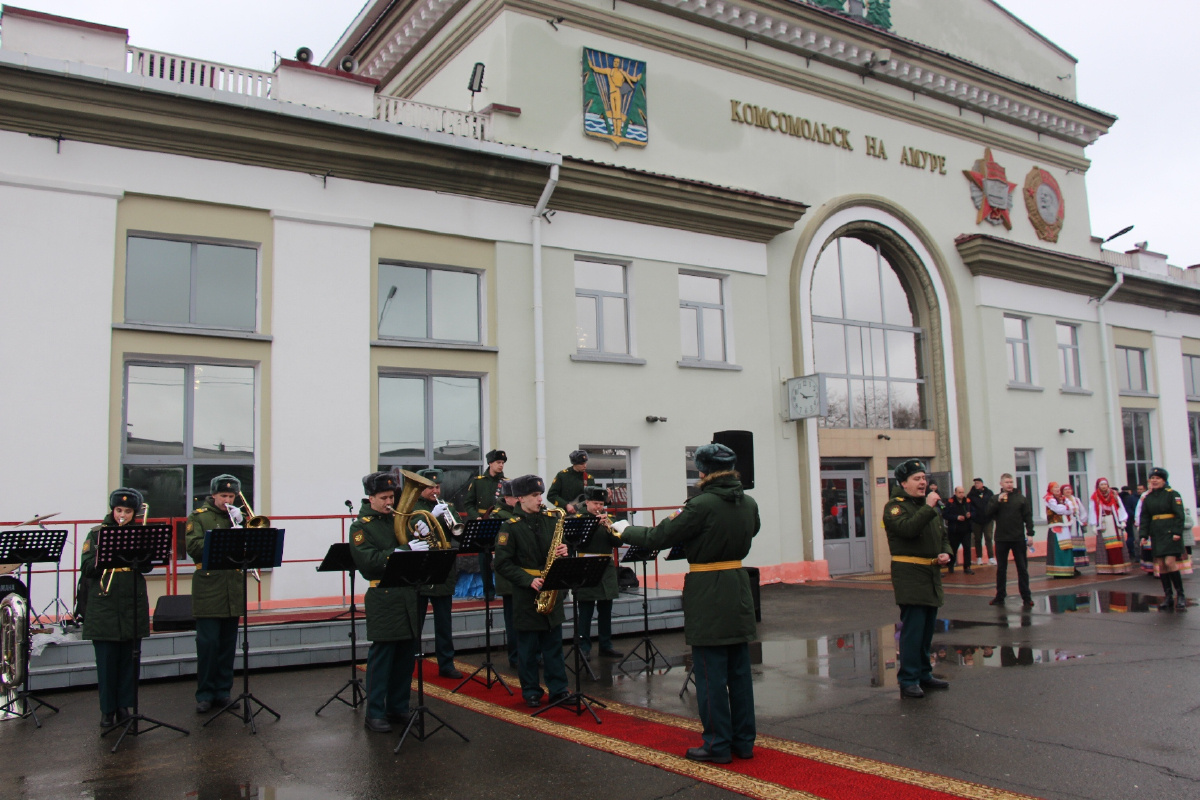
932;644;1096;667
84;787;348;800
1043;589;1196;613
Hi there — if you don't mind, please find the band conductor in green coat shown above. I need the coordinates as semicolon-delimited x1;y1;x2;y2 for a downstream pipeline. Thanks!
884;458;952;700
614;443;759;764
82;488;152;728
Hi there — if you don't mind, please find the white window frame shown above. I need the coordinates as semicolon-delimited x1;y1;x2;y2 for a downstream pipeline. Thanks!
1116;346;1151;394
1122;408;1154;488
678;271;730;365
1056;322;1083;390
376;260;484;344
377;370;485;472
1184;354;1200;400
574;258;631;356
1013;448;1041;518
1067;449;1090;499
1005;315;1034;387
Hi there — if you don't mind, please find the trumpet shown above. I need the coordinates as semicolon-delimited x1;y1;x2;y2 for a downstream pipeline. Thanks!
232;493;266;582
100;503;149;596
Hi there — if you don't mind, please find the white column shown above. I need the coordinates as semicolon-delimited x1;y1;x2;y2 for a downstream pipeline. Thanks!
1153;334;1196;509
268;212;374;600
0;180;122;521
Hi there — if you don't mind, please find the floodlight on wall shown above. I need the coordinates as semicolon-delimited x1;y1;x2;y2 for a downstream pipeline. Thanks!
1103;225;1134;244
295;47;314;63
1058;428;1075;434
467;62;486;111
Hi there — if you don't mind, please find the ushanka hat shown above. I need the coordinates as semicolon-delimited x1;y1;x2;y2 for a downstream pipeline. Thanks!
694;443;738;475
893;459;927;483
486;449;507;463
1149;467;1169;482
509;474;545;497
210;474;241;495
363;471;399;496
109;487;144;511
583;486;608;503
568;449;589;465
498;480;514;498
417;468;444;485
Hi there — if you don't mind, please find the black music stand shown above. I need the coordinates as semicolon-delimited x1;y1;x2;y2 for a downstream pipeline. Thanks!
616;544;669;674
560;516;601;681
452;519;511;695
94;524;189;751
658;544;699;695
200;527;285;734
532;555;611;723
315;543;365;714
378;549;469;753
0;528;67;726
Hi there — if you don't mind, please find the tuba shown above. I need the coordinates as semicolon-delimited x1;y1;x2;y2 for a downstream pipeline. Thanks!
0;591;28;693
388;469;451;550
535;508;567;615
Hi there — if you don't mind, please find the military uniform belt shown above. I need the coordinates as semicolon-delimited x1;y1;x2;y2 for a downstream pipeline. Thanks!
369;579;380;588
689;560;743;572
107;568;132;574
1152;514;1176;520
522;568;542;576
892;556;938;566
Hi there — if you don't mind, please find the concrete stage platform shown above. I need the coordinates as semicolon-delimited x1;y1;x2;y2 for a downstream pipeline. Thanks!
27;588;683;691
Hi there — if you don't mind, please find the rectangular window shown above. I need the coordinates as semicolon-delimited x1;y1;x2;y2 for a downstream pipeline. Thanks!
1057;323;1082;388
1184;354;1200;399
125;236;258;330
1116;346;1149;393
377;262;481;343
1005;315;1032;385
1190;413;1200;502
122;362;256;523
1014;449;1039;510
679;272;727;362
378;373;483;505
574;260;629;355
685;446;701;499
1122;409;1153;488
1067;449;1089;499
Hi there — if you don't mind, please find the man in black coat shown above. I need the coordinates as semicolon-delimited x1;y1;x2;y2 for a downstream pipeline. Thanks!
1120;486;1140;562
942;486;974;574
966;478;995;566
985;473;1035;607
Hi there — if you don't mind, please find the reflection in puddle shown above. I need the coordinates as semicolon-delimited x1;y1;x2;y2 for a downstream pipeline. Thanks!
932;644;1096;667
1044;590;1196;613
178;786;350;800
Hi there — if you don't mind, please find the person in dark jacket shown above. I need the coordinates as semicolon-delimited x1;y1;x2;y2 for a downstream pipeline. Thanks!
614;443;759;763
883;459;952;700
1120;486;1140;562
942;486;974;574
985;473;1035;607
967;478;996;566
82;488;152;728
1139;467;1188;611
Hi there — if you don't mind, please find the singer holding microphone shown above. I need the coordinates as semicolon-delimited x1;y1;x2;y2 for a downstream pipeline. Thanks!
985;473;1036;608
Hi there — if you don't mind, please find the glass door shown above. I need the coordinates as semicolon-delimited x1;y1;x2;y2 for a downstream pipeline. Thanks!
820;465;873;575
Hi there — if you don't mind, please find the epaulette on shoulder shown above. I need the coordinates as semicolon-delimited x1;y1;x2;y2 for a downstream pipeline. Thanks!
506;517;520;524
194;508;207;514
360;516;374;523
560;468;570;474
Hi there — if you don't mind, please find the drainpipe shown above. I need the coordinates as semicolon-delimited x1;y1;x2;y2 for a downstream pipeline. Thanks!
1096;269;1125;479
532;164;560;479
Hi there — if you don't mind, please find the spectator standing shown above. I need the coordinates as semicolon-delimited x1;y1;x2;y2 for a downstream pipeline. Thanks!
986;473;1035;607
1119;486;1140;563
967;478;996;566
1044;482;1075;579
942;487;974;574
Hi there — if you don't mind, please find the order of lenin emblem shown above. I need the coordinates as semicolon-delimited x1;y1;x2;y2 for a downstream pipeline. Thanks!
1024;167;1065;243
963;148;1017;230
582;48;647;148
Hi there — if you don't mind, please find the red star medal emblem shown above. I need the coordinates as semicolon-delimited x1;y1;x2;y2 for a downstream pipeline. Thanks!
963;148;1017;230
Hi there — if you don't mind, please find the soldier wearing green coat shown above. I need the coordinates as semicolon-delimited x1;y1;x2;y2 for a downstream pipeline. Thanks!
883;459;952;700
186;474;246;713
493;474;570;708
413;469;463;679
1139;467;1188;611
491;481;521;668
615;444;759;764
574;486;623;658
463;450;507;518
547;450;594;514
351;471;425;733
82;488;152;728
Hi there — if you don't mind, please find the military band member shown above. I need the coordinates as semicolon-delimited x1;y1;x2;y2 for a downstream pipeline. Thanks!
464;450;507;519
883;459;952;699
547;450;594;514
350;472;425;733
612;444;759;763
1139;467;1188;611
186;474;246;713
491;480;521;668
82;488;152;727
574;486;623;658
493;474;570;708
414;469;463;679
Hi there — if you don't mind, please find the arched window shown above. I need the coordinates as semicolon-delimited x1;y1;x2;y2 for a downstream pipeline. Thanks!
811;237;924;429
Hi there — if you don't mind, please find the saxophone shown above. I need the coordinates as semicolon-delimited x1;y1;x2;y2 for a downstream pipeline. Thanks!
535;507;567;615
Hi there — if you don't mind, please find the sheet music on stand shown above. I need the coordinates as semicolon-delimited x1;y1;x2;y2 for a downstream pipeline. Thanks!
379;549;457;589
203;528;286;571
0;529;68;565
561;515;600;547
456;519;504;554
94;525;173;569
620;544;659;563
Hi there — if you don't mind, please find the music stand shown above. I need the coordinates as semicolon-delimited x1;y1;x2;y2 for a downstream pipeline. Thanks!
315;543;365;714
200;527;285;734
378;549;469;753
560;516;601;681
532;555;611;723
94;524;189;751
660;545;697;695
0;528;67;726
616;545;669;674
451;519;511;695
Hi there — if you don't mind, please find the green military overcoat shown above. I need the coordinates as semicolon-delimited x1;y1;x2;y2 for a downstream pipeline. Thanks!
883;485;952;607
463;471;505;519
186;500;246;618
414;496;459;596
493;507;566;631
574;511;620;602
80;515;151;641
490;505;517;596
349;502;421;642
620;473;759;647
1139;487;1186;558
547;468;594;510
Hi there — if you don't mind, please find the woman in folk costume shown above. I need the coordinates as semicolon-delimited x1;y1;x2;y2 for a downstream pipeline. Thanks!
1090;478;1130;575
1044;482;1075;578
1060;483;1089;571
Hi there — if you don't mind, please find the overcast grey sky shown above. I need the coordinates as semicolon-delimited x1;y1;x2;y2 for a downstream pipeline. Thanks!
17;1;1197;266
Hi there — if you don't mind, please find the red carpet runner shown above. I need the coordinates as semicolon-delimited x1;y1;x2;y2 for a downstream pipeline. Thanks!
417;660;1041;800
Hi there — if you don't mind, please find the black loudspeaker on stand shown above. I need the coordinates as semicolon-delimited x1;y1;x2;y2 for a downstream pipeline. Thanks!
712;429;755;489
452;518;512;696
201;527;285;735
315;543;366;713
615;544;668;674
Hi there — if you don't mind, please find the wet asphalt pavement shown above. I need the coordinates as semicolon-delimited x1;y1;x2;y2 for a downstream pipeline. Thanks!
4;573;1199;800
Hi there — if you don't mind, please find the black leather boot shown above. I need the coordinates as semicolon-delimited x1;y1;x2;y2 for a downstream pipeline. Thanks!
1176;593;1188;612
1158;589;1175;611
